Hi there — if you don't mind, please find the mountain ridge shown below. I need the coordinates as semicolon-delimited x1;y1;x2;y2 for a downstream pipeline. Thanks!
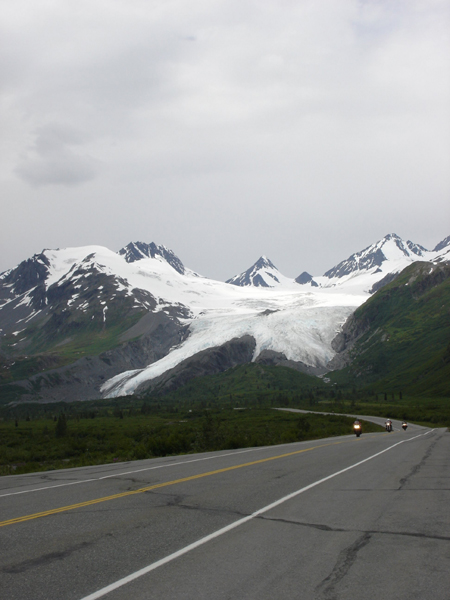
1;233;449;403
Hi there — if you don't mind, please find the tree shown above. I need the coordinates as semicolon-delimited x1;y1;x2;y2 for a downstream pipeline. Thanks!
55;414;67;438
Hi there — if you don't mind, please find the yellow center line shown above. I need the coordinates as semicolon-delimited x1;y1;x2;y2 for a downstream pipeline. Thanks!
1;437;357;528
1;443;329;527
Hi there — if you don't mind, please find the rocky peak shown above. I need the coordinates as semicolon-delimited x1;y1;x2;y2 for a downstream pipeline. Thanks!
323;233;423;279
295;271;318;287
118;242;185;275
2;252;51;295
433;235;450;253
226;256;282;287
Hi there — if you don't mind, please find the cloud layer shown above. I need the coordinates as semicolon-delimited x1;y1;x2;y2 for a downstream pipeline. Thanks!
1;0;449;279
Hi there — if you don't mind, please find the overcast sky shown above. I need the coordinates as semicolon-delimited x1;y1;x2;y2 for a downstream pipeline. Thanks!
1;0;449;281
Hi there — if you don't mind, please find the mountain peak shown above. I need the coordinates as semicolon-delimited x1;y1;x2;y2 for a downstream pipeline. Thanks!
226;256;283;288
295;271;319;287
323;233;427;280
118;242;185;275
1;252;51;296
254;255;277;269
434;235;450;253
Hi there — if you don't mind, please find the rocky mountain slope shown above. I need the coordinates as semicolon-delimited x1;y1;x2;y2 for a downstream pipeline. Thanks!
0;233;449;403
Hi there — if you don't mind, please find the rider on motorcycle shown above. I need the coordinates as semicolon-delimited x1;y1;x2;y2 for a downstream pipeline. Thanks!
353;419;362;436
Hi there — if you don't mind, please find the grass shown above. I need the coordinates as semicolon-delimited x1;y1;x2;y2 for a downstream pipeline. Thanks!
0;399;383;476
316;395;450;427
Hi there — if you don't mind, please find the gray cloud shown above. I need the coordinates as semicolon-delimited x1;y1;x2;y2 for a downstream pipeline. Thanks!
15;124;99;186
1;0;449;279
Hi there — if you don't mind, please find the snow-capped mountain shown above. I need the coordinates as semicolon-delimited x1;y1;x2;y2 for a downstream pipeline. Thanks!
1;233;449;402
323;233;426;279
225;233;450;295
309;233;450;294
226;256;295;288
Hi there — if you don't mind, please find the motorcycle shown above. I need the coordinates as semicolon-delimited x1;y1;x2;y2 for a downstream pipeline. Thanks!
385;420;393;432
353;422;362;437
402;422;408;431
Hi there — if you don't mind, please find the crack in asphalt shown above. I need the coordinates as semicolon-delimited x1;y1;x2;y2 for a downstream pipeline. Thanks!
257;515;450;541
169;501;249;519
398;436;439;490
315;532;372;600
136;488;251;519
1;541;92;574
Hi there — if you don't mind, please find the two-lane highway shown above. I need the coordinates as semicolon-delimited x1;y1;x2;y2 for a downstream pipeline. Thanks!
1;423;449;599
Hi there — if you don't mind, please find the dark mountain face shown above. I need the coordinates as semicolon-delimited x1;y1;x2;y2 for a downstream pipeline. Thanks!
226;256;279;287
295;272;318;287
118;242;185;274
1;253;50;297
135;335;257;395
325;250;377;279
406;240;427;255
10;311;189;403
434;235;450;252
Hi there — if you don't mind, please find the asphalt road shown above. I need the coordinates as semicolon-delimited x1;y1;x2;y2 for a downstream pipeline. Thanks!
1;418;449;599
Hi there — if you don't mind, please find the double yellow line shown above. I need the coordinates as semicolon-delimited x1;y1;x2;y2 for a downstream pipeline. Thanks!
1;440;348;528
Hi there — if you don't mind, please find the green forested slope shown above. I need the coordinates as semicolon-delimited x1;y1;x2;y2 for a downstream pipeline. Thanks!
328;262;450;395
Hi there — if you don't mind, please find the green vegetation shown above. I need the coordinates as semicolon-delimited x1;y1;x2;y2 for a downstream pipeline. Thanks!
0;306;145;403
1;314;143;381
29;313;143;362
0;387;384;476
140;363;450;425
150;363;329;404
328;262;450;396
2;360;448;477
1;361;448;477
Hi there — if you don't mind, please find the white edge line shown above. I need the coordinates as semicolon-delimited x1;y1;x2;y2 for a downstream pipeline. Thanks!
2;433;379;498
0;446;282;498
79;429;433;600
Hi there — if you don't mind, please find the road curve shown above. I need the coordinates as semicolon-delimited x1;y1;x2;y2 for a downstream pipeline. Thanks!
0;423;448;599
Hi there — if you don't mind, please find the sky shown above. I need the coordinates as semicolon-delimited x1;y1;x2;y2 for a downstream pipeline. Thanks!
1;0;449;281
